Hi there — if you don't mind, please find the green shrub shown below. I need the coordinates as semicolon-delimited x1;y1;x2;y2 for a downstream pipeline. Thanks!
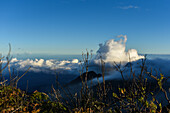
0;48;169;113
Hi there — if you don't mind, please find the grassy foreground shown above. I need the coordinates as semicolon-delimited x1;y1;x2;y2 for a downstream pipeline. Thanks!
0;50;170;113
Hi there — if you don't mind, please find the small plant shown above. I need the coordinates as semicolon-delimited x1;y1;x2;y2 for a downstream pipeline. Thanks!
112;57;170;112
0;46;169;113
0;45;68;113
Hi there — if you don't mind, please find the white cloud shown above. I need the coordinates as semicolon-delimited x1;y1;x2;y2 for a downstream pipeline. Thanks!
72;59;79;63
94;35;144;65
46;60;54;67
8;58;80;73
118;5;139;9
8;35;144;74
11;58;18;63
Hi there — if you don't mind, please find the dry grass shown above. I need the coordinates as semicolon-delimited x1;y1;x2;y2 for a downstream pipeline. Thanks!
0;47;169;112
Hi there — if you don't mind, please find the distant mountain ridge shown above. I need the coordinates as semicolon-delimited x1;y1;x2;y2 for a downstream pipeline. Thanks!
67;71;102;85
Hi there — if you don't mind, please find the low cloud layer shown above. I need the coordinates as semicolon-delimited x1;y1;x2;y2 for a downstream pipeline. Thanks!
9;58;80;74
2;35;170;83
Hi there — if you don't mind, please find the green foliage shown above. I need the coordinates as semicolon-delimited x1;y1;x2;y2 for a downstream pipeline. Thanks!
0;49;169;112
0;85;68;113
0;48;68;113
111;65;169;113
0;85;25;112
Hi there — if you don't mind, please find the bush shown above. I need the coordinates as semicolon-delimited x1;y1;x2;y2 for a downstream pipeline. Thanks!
0;49;169;112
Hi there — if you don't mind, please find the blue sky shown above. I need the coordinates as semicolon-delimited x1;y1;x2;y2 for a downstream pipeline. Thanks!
0;0;170;55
